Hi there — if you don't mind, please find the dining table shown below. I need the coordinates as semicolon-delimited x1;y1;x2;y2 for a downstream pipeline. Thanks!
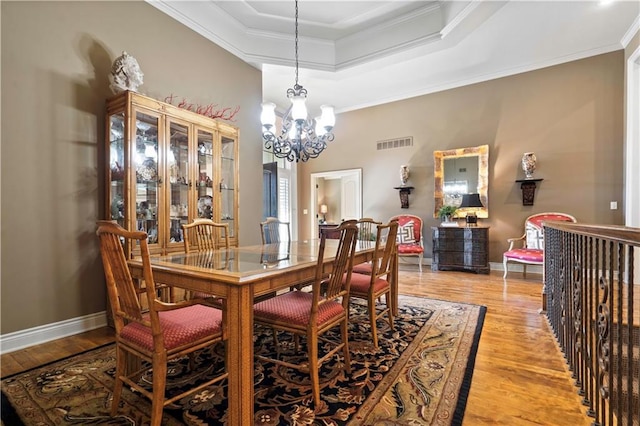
128;238;397;426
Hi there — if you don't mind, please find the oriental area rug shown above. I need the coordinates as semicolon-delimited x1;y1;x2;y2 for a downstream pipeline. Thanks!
1;295;485;426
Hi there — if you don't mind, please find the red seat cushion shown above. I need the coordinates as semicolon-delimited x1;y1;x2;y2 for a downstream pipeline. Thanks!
352;262;372;274
397;243;424;254
120;304;223;351
504;248;543;263
254;291;344;326
349;272;389;295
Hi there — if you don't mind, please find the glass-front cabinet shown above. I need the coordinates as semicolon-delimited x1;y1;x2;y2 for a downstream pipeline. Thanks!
105;91;239;256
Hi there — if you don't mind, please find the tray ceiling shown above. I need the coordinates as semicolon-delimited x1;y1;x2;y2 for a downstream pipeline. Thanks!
149;0;639;113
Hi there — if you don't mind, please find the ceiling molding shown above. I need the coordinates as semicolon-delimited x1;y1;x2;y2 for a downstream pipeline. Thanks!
147;0;640;113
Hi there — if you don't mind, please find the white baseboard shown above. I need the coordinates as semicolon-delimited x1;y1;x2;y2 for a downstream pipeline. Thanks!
405;257;543;276
0;311;108;354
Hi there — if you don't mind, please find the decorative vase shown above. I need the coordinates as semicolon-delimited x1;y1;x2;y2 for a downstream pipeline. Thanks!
521;152;537;179
399;165;410;186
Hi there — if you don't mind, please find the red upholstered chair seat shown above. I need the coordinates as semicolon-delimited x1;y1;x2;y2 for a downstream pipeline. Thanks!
397;243;424;254
352;262;372;274
254;290;345;326
120;305;223;351
349;272;389;294
503;248;543;263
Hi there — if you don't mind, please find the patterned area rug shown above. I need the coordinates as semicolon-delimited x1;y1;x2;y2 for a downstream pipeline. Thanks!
1;295;485;425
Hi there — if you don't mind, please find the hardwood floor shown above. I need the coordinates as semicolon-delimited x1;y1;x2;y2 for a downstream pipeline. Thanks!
1;267;590;425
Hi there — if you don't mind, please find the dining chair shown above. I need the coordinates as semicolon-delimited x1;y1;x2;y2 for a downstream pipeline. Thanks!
352;217;382;274
260;217;291;244
96;220;228;426
182;218;230;253
181;219;230;301
349;218;399;348
253;220;359;407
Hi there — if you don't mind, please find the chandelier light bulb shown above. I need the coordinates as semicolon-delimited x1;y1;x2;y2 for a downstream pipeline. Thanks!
320;105;335;129
260;102;276;128
290;95;307;121
315;116;326;136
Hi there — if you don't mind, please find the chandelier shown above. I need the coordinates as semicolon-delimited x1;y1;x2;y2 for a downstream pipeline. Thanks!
260;0;336;162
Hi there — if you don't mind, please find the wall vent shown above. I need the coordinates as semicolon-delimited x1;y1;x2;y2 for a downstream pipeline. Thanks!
377;136;413;150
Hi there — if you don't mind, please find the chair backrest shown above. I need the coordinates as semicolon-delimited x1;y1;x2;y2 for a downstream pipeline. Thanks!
371;219;400;279
389;214;422;245
182;219;230;253
314;220;359;307
260;217;291;244
357;217;382;241
525;212;576;249
96;220;155;332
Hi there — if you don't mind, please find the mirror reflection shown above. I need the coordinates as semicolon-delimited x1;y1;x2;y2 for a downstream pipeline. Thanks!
434;145;489;218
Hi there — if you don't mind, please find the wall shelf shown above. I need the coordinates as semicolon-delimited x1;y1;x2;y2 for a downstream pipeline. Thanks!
515;178;543;206
393;186;414;209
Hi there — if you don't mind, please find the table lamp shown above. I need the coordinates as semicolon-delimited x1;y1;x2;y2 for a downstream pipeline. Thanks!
458;193;484;226
320;204;328;223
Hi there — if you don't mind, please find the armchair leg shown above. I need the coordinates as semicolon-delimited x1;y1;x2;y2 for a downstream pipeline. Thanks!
503;256;508;278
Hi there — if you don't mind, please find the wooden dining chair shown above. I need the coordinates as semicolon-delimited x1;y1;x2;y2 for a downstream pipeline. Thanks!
253;220;359;407
349;218;399;348
182;218;230;253
96;220;228;426
181;219;230;301
352;217;382;274
260;217;291;244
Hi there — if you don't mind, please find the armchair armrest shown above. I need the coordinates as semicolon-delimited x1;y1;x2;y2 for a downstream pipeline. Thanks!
506;234;526;251
152;298;213;312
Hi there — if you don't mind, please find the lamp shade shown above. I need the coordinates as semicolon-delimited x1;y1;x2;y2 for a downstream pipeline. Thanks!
320;204;328;214
459;193;484;208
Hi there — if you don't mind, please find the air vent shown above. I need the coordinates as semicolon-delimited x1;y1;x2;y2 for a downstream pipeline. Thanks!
376;136;413;150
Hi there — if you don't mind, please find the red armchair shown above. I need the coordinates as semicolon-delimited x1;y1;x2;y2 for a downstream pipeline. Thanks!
503;212;576;278
389;214;424;272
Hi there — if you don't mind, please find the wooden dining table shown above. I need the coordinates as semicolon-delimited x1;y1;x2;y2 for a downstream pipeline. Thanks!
128;239;397;426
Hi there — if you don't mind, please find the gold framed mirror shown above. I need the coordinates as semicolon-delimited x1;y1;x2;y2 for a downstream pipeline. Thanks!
434;144;489;218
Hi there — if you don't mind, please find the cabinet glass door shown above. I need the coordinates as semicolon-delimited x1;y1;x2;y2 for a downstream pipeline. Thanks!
134;111;159;245
220;135;236;237
108;112;126;227
196;129;214;219
167;120;190;245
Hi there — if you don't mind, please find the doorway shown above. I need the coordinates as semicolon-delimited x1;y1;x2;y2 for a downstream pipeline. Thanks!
310;169;362;239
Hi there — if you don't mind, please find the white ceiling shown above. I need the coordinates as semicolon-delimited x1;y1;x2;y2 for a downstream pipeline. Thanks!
149;1;639;114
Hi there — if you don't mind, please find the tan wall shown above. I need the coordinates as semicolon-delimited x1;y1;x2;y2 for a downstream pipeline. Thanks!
298;51;625;263
0;1;263;334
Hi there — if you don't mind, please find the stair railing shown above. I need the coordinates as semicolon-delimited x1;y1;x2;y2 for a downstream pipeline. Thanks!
544;221;640;426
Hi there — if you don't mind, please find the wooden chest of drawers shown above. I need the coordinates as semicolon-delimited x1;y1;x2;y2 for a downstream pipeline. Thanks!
431;226;490;274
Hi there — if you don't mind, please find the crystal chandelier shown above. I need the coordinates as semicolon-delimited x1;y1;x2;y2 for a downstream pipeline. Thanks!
260;0;336;162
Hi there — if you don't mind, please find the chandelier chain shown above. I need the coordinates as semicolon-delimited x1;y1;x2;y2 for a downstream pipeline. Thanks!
294;0;299;88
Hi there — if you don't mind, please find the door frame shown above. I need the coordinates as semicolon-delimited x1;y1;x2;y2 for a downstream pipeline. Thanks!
310;168;362;239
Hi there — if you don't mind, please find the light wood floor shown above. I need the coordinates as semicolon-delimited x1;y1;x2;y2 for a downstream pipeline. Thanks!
1;268;590;425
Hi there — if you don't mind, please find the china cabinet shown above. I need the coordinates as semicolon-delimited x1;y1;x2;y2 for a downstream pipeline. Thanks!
105;91;239;256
